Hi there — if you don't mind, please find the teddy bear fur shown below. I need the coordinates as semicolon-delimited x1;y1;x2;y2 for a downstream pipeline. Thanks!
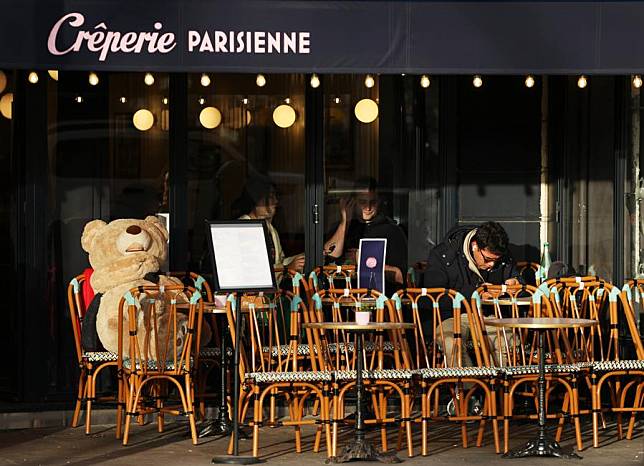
81;216;199;357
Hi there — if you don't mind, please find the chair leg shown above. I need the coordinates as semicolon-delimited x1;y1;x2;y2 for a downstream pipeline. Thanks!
503;382;510;454
626;382;643;440
555;390;570;442
572;383;583;452
592;377;600;448
405;391;413;457
490;385;500;454
421;390;428;456
116;373;126;440
122;376;139;446
85;370;95;435
183;376;198;445
252;386;261;458
72;368;87;428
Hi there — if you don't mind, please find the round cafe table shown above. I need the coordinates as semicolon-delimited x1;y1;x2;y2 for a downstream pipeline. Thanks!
303;321;414;464
484;317;597;459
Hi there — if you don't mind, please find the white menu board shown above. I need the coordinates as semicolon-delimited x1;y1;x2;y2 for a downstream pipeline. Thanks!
207;220;276;292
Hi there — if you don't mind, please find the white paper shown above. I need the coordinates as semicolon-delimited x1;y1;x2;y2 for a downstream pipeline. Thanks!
209;223;274;289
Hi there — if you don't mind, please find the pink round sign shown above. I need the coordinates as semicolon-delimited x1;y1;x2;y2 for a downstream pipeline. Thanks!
366;257;377;268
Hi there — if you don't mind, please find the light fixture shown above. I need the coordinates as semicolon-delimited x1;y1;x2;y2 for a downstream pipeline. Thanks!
74;95;83;103
284;97;291;104
230;108;252;129
310;74;320;88
242;98;248;105
0;93;13;119
364;74;375;89
256;74;266;87
420;75;430;88
577;75;588;88
199;106;222;129
198;97;205;105
354;98;379;123
0;71;6;94
162;97;168;105
334;97;340;104
47;70;59;81
200;73;211;87
119;96;127;103
272;104;296;128
473;75;483;88
144;73;155;86
633;75;643;89
133;109;154;131
88;72;99;86
28;71;39;84
525;75;535;88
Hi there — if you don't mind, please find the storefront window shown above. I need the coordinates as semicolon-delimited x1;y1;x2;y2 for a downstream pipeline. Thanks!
185;74;306;272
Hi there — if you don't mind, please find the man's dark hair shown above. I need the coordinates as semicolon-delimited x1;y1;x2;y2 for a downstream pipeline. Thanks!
353;176;378;195
473;221;509;256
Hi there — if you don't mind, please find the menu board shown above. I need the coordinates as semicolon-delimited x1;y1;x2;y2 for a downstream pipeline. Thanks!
206;220;277;292
357;238;387;293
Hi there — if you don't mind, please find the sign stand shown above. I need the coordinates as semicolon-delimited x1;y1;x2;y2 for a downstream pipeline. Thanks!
206;220;276;465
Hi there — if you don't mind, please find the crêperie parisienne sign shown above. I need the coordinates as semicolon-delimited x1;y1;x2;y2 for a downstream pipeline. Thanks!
48;13;312;63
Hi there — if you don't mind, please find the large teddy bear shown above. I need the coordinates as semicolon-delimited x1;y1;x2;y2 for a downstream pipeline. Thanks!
81;216;199;356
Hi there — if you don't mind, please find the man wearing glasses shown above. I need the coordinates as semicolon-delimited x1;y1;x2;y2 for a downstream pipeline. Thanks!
423;221;521;366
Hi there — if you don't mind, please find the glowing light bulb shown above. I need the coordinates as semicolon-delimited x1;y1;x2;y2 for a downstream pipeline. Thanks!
242;98;248;105
420;75;430;88
577;75;587;89
310;74;320;88
633;75;642;89
28;72;39;84
144;73;155;86
284;97;290;104
473;75;483;88
200;73;211;87
525;75;535;88
162;97;168;105
198;97;205;105
364;74;375;89
256;74;266;87
334;97;340;104
119;96;127;103
47;70;58;81
74;95;83;103
88;72;99;86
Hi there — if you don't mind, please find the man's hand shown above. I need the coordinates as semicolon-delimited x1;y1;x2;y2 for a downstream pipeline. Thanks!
288;253;305;272
384;265;404;285
339;197;355;223
504;278;519;286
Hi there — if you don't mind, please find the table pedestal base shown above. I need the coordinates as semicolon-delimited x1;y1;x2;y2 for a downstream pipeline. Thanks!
328;438;401;464
503;435;581;459
198;417;234;438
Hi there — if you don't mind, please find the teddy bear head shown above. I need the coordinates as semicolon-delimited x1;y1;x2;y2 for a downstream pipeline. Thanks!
81;216;169;293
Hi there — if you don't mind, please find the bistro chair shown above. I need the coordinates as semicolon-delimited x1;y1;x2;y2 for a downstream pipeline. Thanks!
590;280;644;447
308;265;357;294
118;284;204;445
469;283;586;452
392;287;500;456
309;288;415;457
516;261;541;286
224;292;333;458
66;273;119;435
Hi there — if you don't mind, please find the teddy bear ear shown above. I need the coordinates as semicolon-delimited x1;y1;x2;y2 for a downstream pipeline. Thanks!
144;215;169;242
81;219;107;253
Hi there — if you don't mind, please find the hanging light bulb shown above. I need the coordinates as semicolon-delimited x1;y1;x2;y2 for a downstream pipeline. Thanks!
525;75;535;88
242;98;248;105
284;97;291;104
162;97;168;105
633;75;643;89
198;97;205;105
364;74;375;89
334;97;341;104
119;96;127;103
200;73;211;87
420;75;431;88
144;73;155;86
576;75;587;89
74;95;83;104
310;74;320;88
88;72;99;86
256;74;266;87
28;71;39;84
473;75;483;88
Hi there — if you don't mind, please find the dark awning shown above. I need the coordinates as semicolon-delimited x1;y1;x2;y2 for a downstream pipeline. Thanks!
1;0;643;74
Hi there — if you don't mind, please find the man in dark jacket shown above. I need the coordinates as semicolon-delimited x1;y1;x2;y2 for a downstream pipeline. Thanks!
423;221;520;366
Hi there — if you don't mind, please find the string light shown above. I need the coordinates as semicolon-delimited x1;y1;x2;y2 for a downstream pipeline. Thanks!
28;71;39;84
162;97;168;105
364;74;375;89
74;95;83;103
119;96;127;103
310;74;320;88
420;75;430;88
577;75;587;89
633;75;642;89
473;75;483;88
144;73;155;86
88;72;99;86
198;97;205;105
200;73;211;87
525;75;535;88
256;74;266;87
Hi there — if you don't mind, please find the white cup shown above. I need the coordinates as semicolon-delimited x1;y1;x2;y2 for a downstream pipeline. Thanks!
355;311;371;325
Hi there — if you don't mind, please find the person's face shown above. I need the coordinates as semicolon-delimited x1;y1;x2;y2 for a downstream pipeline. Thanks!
254;190;278;219
356;191;379;222
472;240;502;271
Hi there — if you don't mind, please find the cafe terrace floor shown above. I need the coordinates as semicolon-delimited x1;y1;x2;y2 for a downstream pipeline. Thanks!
0;417;640;466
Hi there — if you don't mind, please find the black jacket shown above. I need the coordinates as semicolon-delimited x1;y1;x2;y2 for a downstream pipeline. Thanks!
423;225;521;304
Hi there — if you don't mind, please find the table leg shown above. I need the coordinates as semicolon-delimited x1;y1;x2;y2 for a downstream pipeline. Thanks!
503;330;581;459
330;333;400;464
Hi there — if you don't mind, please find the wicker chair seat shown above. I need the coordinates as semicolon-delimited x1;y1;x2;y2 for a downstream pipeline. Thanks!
245;370;333;383
502;362;592;376
199;347;233;358
415;366;499;379
333;369;413;381
262;344;311;357
83;351;118;363
592;359;644;372
122;358;191;371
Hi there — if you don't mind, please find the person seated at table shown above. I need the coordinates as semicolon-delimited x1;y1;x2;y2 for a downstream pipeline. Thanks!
423;221;521;367
323;177;408;294
236;176;305;277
